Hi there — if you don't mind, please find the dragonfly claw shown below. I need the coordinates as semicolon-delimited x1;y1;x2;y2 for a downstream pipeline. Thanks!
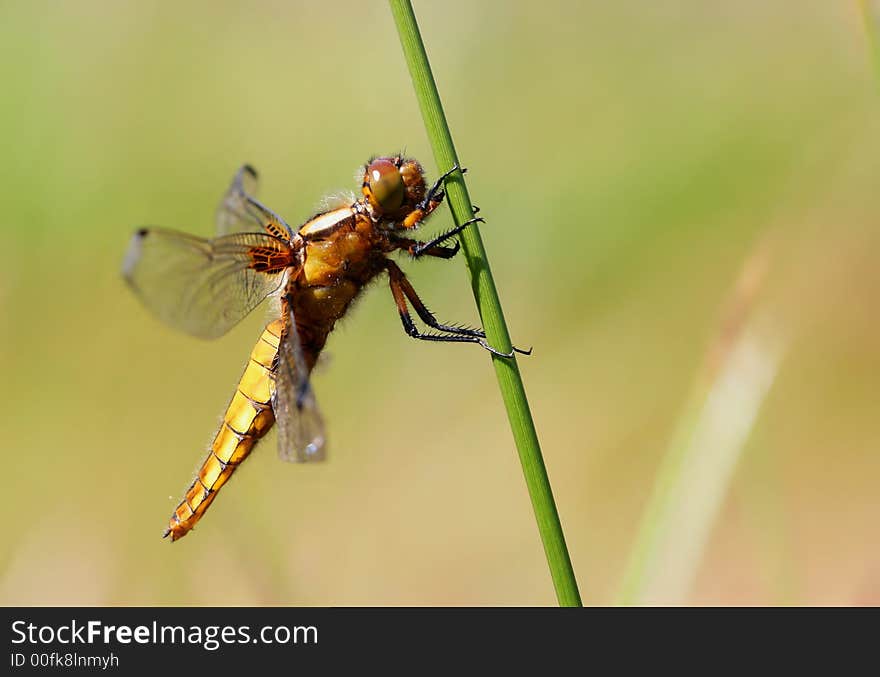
478;339;533;359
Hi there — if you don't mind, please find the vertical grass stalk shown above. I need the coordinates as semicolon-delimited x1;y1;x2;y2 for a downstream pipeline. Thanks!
388;0;582;606
617;248;784;604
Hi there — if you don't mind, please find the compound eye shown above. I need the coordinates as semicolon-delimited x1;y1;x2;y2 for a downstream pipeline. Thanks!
365;159;405;213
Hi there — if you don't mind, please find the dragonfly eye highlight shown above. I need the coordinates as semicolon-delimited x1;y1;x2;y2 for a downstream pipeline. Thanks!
364;159;405;214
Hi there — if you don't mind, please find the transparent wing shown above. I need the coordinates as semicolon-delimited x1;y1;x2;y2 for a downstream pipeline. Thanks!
122;228;289;339
273;309;327;462
216;164;294;240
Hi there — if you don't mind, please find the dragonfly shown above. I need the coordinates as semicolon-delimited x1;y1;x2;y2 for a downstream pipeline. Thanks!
123;155;529;541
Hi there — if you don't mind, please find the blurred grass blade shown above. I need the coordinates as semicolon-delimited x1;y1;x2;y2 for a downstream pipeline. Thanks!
860;0;880;86
388;0;581;606
618;249;785;605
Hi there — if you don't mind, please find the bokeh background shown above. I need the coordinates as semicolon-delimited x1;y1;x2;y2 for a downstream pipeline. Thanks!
1;0;878;605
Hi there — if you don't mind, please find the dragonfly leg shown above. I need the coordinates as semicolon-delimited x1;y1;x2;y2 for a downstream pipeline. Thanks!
413;217;484;257
386;261;530;357
391;261;485;338
420;163;465;210
392;235;459;259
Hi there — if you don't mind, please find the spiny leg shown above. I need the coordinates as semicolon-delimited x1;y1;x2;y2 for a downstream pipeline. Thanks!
413;216;484;257
392;235;460;259
388;260;484;338
418;163;465;212
397;204;479;257
385;261;527;358
412;160;476;244
387;274;503;354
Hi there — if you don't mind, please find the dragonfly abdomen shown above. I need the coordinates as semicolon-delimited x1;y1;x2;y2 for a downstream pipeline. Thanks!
164;319;284;541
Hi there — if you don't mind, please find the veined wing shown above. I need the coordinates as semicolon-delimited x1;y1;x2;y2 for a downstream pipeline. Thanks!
216;164;294;240
122;228;292;340
273;304;327;462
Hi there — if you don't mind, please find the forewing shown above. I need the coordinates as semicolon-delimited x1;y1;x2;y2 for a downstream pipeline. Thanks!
216;164;294;240
122;228;288;339
273;310;327;462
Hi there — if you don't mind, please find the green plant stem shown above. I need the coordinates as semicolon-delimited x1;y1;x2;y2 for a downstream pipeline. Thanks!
388;0;582;607
617;328;782;604
617;244;781;604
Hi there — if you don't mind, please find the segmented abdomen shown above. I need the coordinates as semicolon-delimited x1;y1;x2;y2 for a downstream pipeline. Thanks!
165;319;283;541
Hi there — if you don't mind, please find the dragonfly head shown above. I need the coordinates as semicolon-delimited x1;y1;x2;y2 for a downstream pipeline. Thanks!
361;155;426;223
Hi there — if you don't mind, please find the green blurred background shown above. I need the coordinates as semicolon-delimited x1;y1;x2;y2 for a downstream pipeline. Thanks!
1;0;878;605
